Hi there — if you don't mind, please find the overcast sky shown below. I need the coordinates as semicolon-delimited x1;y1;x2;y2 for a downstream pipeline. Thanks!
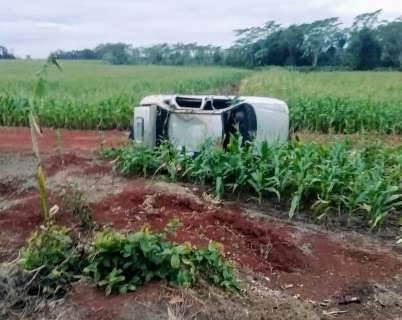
1;0;402;58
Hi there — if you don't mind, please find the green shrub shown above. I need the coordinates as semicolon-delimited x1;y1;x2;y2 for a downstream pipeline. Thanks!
20;221;239;296
20;225;82;294
84;226;239;295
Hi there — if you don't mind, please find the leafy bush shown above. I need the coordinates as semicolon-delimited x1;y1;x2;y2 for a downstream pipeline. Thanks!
19;225;82;294
84;226;239;295
107;137;402;229
20;220;238;296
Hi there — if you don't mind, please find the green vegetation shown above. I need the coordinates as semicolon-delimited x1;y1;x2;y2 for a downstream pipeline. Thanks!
20;225;82;294
19;221;239;296
85;226;239;295
241;69;402;133
0;60;248;129
1;60;401;134
60;189;95;230
106;137;402;229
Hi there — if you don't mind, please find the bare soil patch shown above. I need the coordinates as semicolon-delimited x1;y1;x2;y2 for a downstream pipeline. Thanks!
0;127;127;154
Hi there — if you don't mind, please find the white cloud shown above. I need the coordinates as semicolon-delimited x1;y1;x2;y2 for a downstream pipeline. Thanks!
334;0;402;15
1;0;401;58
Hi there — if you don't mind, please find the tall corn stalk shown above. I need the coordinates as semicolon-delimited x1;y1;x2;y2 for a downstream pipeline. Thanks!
30;55;62;222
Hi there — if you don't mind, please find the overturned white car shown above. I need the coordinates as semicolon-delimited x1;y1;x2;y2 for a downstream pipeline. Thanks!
131;95;289;152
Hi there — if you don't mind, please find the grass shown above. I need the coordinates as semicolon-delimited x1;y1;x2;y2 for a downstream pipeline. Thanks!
0;60;248;129
240;68;402;134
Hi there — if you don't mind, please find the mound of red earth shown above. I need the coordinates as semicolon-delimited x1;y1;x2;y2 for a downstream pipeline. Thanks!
93;189;307;273
91;188;402;301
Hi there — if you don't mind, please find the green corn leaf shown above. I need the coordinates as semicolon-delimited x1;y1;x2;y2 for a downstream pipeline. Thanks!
289;194;301;219
171;254;180;269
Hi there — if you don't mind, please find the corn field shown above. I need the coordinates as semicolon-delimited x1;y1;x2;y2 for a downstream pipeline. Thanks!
241;68;402;133
2;62;402;133
0;60;248;129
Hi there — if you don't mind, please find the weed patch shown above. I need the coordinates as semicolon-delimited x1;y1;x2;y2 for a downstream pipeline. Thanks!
18;221;239;297
84;226;239;295
19;225;83;296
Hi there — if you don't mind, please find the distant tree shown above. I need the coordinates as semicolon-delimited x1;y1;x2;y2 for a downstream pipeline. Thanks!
254;29;292;66
351;10;383;32
0;46;16;59
347;28;382;70
259;24;307;66
233;21;281;47
378;19;402;68
95;43;131;65
53;48;98;60
301;17;341;67
229;21;281;67
345;10;384;70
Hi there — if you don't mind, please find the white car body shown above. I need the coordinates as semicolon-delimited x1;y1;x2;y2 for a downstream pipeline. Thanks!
133;95;289;152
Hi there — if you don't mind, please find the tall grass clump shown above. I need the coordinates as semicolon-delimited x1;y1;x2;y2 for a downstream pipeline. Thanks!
106;137;402;229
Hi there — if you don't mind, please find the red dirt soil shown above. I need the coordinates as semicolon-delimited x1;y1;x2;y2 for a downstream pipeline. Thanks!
0;127;127;154
43;153;90;176
41;152;113;177
0;191;80;262
91;188;402;301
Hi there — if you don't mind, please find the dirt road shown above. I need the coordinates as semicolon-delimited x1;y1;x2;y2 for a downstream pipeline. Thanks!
0;127;127;154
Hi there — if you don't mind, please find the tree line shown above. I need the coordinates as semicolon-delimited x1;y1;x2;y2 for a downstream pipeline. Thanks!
226;10;402;70
0;46;16;59
53;10;402;70
2;10;401;70
53;43;224;66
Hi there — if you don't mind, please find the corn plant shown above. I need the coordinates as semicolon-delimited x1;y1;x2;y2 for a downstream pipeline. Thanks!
240;69;402;134
29;56;62;222
107;137;402;229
